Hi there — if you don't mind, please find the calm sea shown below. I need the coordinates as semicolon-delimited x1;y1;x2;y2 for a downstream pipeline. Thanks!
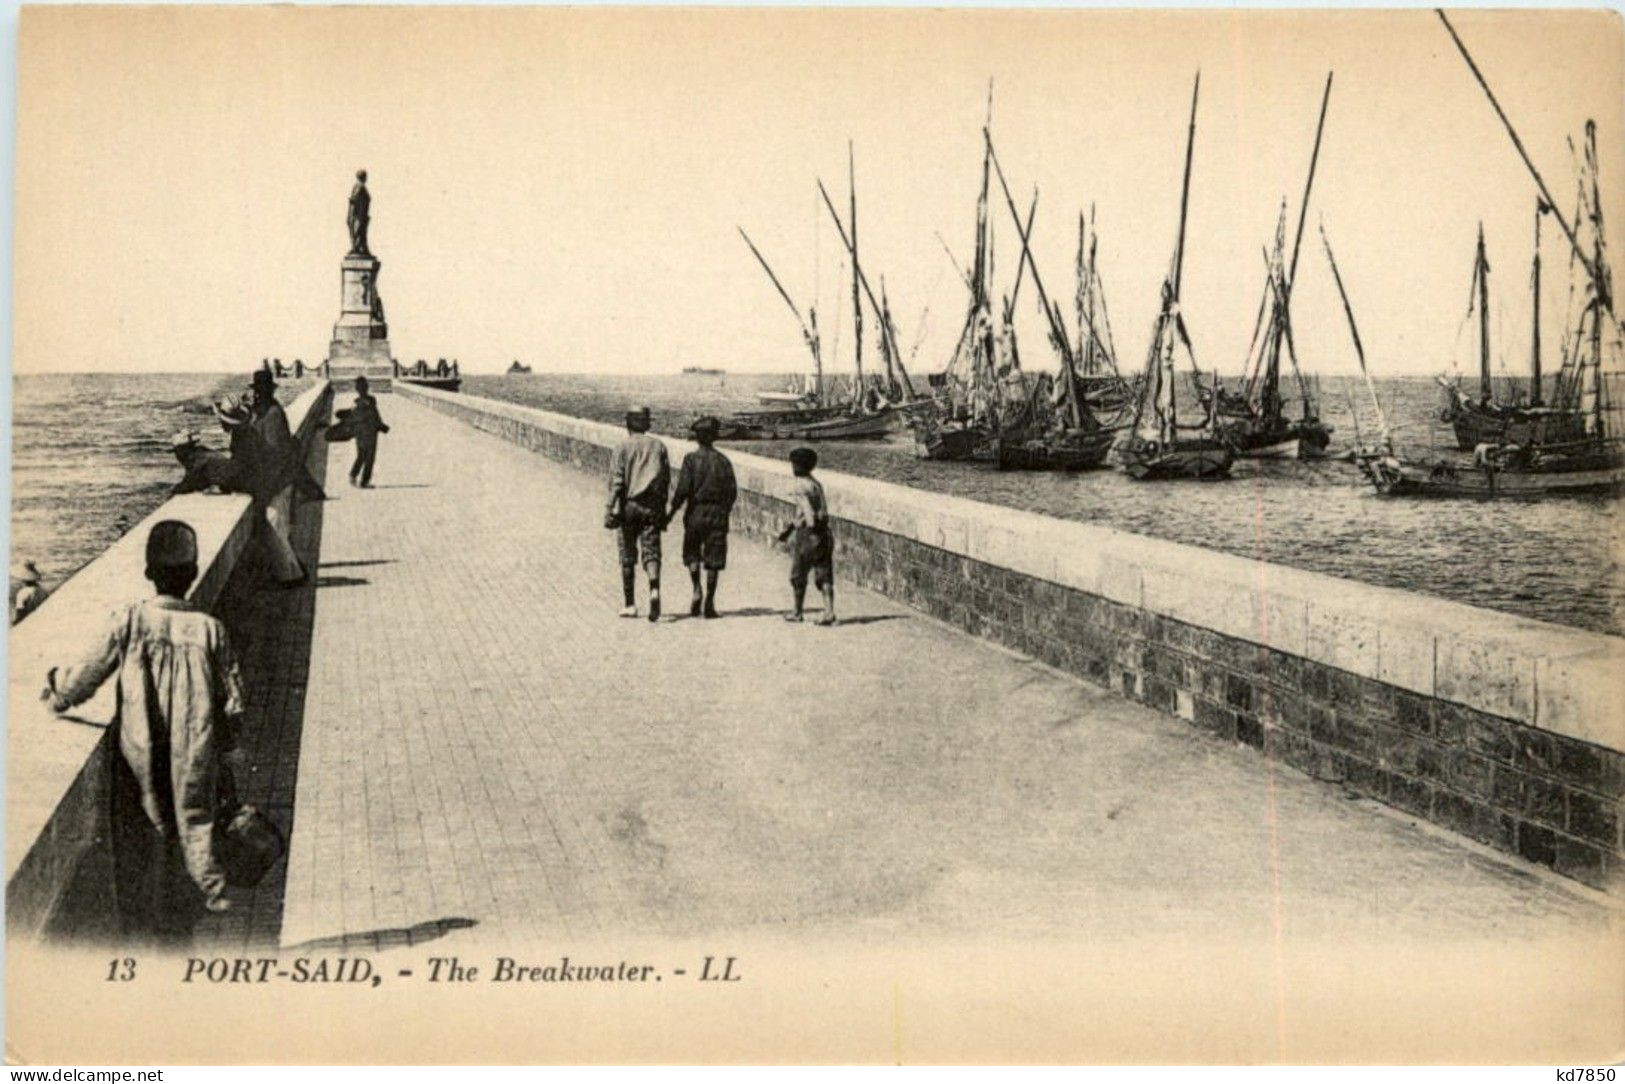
10;371;1620;636
465;371;1624;637
10;373;311;591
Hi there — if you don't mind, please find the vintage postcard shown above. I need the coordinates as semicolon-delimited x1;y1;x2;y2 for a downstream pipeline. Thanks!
6;4;1624;1065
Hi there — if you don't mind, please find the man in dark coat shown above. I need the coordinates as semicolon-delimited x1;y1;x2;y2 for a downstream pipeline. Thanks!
347;375;390;487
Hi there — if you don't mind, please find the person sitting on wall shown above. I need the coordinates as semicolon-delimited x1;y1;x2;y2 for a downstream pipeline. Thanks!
42;519;246;944
11;559;49;625
170;429;248;497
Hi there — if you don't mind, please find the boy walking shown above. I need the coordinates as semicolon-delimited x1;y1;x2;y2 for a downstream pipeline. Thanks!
348;375;390;488
779;446;836;626
42;520;245;943
606;405;670;621
665;416;737;618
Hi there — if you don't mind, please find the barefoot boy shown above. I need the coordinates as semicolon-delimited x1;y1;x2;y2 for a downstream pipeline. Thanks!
780;446;836;626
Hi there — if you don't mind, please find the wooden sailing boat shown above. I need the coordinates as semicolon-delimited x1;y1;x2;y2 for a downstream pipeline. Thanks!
1072;207;1137;424
984;131;1115;470
910;115;1004;461
726;149;899;441
1353;13;1625;498
1209;73;1336;460
1116;74;1235;481
1437;212;1588;450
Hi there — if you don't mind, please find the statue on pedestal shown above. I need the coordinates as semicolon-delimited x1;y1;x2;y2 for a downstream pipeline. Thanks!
348;169;371;257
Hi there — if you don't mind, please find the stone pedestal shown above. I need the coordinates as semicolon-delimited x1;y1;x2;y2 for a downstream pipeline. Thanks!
325;253;395;391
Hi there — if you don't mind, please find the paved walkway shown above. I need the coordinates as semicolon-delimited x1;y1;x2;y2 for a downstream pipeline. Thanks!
226;395;1608;953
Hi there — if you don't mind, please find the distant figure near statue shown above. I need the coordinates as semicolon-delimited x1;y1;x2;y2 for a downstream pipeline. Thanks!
348;169;371;256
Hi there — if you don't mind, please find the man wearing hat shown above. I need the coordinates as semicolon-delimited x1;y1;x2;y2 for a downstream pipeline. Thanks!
606;405;670;621
10;559;48;625
243;373;309;586
43;519;246;939
170;428;248;497
664;416;737;618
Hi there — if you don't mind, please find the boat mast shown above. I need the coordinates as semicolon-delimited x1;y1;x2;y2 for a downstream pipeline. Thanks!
1477;223;1492;402
848;143;864;403
1168;73;1201;437
1272;72;1334;421
1321;225;1392;444
815;179;917;402
1438;10;1608;309
986;137;1088;428
1587;121;1606;436
1532;200;1545;406
738;225;823;404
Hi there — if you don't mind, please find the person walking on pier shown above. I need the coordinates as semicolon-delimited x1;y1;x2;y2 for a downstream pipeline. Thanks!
779;446;836;626
665;416;737;618
42;519;244;942
347;375;390;488
606;405;669;621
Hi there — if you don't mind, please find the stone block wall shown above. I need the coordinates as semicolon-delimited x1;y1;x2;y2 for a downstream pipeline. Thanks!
397;384;1625;891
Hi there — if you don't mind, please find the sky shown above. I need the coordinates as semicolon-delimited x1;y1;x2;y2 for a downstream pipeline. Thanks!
13;6;1625;379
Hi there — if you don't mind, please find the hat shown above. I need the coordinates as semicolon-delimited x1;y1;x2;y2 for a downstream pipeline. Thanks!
690;416;721;437
626;405;652;420
213;396;249;428
170;429;201;451
146;520;198;570
10;560;40;584
251;369;277;390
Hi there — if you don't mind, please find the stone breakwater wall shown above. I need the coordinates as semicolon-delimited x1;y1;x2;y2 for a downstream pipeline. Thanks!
397;383;1625;891
6;382;333;940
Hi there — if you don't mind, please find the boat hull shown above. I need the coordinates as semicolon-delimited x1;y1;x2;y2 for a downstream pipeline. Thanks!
1357;446;1625;498
1116;436;1235;480
727;407;895;441
912;423;990;461
995;430;1115;471
1443;398;1587;451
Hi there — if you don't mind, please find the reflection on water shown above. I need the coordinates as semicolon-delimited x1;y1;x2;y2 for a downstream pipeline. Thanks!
465;372;1623;637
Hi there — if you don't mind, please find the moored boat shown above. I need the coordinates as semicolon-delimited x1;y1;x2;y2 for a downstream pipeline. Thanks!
1117;74;1235;483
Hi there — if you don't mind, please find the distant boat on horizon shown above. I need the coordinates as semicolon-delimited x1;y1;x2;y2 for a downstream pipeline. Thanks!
507;360;533;375
681;365;725;376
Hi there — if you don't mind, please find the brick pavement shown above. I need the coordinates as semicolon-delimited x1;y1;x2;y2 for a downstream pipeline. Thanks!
244;396;1609;952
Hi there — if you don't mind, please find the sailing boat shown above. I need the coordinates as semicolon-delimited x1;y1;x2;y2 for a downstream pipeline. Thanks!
725;149;899;441
1072;207;1137;423
1437;214;1587;449
984;131;1116;470
1209;74;1336;460
910;115;1005;461
1116;74;1235;480
1354;13;1625;497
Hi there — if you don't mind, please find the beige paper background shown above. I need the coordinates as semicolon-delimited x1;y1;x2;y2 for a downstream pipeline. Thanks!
9;5;1625;1065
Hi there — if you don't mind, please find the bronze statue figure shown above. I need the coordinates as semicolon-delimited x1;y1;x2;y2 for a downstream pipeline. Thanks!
348;169;371;256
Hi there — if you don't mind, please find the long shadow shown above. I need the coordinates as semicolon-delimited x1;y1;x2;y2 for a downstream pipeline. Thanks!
828;614;909;627
315;575;370;589
364;483;433;490
321;559;397;570
194;426;330;953
283;916;478;954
